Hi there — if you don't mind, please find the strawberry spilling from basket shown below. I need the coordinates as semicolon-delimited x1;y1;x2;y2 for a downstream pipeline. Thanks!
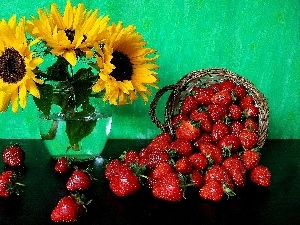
105;68;271;202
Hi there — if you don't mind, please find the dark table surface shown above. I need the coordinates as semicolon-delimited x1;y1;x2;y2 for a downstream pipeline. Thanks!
0;139;299;225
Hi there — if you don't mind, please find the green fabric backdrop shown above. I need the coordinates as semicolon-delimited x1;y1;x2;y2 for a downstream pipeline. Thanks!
0;0;299;139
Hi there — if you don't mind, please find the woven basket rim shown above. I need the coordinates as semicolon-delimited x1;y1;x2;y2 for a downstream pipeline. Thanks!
149;68;269;148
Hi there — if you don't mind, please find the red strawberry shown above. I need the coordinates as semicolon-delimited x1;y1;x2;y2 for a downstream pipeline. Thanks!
244;118;259;133
54;157;72;174
233;84;247;99
229;121;245;137
199;180;235;202
180;95;198;115
228;104;243;121
66;169;92;191
2;144;25;167
199;142;223;164
190;169;204;189
175;157;193;174
175;120;200;141
109;166;141;197
219;79;236;91
51;194;87;222
0;171;14;197
240;95;255;109
193;133;213;148
204;165;234;190
170;138;193;157
211;122;229;142
239;130;258;149
250;165;271;187
207;104;228;122
188;153;208;170
222;157;246;188
171;113;189;128
120;150;139;166
152;162;174;180
147;132;172;152
194;87;214;106
217;134;241;153
211;90;232;106
152;172;184;202
208;82;221;93
104;159;125;181
190;110;213;133
241;149;261;170
243;104;259;118
140;149;170;169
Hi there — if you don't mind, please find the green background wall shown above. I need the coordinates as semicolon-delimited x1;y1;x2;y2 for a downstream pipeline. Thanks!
0;0;299;139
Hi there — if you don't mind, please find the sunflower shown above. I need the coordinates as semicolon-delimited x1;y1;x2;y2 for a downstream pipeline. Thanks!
92;22;159;105
0;15;43;113
27;0;109;66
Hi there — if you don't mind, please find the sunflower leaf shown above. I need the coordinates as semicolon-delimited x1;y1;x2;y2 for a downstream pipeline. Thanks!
66;116;97;147
33;84;53;117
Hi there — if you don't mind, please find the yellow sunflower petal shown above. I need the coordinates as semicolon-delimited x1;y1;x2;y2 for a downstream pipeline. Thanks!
63;50;77;66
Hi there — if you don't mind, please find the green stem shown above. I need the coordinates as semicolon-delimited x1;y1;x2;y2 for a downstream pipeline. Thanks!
41;120;59;140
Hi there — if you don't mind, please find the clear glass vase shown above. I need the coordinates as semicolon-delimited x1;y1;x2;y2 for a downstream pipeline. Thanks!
38;110;112;160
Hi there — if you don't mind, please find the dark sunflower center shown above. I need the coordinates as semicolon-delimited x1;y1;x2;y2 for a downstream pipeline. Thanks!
0;48;26;83
64;29;87;44
110;51;133;81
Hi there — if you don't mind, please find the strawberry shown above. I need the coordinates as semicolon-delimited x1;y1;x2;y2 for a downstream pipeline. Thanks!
175;157;193;174
147;132;172;152
54;157;72;174
180;95;198;115
250;165;271;187
175;120;200;141
109;166;141;197
0;171;23;197
188;153;208;170
193;133;213;149
51;194;88;222
211;121;229;142
190;169;204;189
208;82;221;93
239;95;255;109
199;180;235;202
204;165;234;190
2;144;25;167
194;87;214;106
233;84;247;99
170;138;193;157
207;104;228;122
66;168;92;191
229;121;245;137
219;79;236;91
104;159;125;181
120;150;139;166
239;130;258;149
171;113;189;128
222;157;246;188
151;162;174;180
152;172;184;202
211;90;232;106
243;104;259;118
140;149;170;169
244;118;259;133
217;134;241;153
199;142;223;164
228;104;243;121
241;148;261;170
190;110;213;133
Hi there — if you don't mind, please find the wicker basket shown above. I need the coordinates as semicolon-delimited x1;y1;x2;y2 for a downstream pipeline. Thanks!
149;68;269;149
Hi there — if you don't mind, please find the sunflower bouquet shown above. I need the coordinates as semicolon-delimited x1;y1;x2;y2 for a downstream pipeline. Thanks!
0;1;159;150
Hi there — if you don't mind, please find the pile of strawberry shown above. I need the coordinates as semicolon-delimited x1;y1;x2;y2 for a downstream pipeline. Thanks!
0;144;25;198
50;157;94;223
105;79;271;202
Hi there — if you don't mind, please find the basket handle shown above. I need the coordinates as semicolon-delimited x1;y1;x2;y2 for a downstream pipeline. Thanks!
149;84;178;133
